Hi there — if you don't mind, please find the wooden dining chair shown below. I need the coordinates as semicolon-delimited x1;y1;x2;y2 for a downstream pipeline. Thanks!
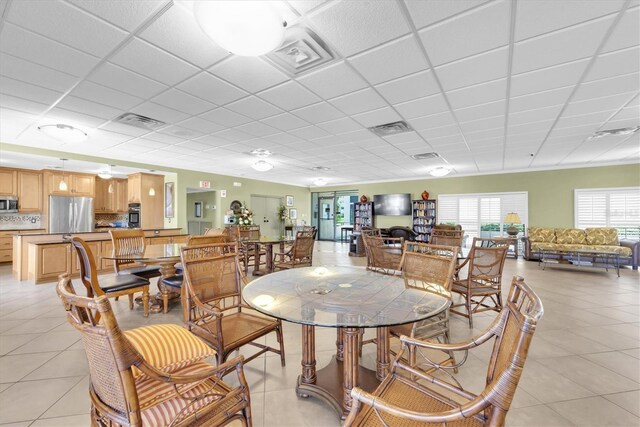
180;243;285;366
70;237;151;317
272;230;315;271
345;276;544;427
108;229;161;280
57;274;253;427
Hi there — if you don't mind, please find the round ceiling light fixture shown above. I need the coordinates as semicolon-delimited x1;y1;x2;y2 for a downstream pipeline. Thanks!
249;148;273;157
252;160;274;172
97;164;114;180
313;178;327;186
194;1;286;56
311;166;331;172
429;166;452;177
38;124;87;143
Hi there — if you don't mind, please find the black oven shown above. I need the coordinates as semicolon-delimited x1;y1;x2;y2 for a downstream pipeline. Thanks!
128;203;141;228
0;196;18;213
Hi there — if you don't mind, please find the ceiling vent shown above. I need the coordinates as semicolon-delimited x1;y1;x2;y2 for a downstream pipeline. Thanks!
114;113;166;130
368;121;413;137
589;126;639;139
411;152;440;160
266;26;333;74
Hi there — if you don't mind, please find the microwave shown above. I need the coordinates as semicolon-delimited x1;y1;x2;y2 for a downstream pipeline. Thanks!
0;196;18;213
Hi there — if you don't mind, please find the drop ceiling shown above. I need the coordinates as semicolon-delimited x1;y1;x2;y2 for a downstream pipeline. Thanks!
0;0;638;187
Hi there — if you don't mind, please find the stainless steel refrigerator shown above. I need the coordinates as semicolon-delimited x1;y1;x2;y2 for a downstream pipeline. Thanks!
49;196;94;233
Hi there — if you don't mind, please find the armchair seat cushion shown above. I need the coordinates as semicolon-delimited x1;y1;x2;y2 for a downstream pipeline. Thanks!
124;324;216;380
191;311;280;353
99;274;150;293
118;265;161;279
160;274;183;289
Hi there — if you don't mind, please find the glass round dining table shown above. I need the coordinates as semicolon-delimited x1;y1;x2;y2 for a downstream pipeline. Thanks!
243;266;450;418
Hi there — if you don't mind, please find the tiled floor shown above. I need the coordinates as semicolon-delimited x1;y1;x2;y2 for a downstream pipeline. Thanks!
0;241;638;426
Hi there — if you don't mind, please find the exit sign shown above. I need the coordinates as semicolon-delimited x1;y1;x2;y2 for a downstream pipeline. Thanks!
199;181;211;188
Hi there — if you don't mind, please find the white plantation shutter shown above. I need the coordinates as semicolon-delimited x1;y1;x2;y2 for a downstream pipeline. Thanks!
459;197;479;239
437;196;459;224
575;188;640;236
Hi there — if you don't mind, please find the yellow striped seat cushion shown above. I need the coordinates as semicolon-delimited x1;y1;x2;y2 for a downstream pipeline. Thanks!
124;324;215;379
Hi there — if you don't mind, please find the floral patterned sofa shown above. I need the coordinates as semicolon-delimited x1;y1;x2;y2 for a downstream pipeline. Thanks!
522;227;638;270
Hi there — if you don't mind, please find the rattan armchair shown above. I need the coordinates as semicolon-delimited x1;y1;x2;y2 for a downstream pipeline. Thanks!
362;235;404;275
345;276;543;427
273;230;315;270
227;225;266;274
431;228;464;248
57;274;253;427
452;238;509;328
70;237;151;317
108;229;161;280
181;243;285;366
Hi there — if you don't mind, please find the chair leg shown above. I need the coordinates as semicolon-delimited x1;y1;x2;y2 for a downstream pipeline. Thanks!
467;294;473;328
276;324;286;367
128;294;134;310
163;291;169;314
142;287;150;318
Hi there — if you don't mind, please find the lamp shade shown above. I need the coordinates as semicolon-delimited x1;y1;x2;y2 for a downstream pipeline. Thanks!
504;212;521;224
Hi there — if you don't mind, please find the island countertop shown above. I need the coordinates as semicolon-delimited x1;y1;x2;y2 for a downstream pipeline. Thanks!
12;227;184;236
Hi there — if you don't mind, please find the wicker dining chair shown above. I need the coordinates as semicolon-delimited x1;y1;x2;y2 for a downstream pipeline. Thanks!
228;225;266;274
181;243;285;366
108;229;161;280
362;235;404;275
431;228;464;248
272;230;315;271
451;237;509;328
56;274;253;427
389;242;459;368
345;276;544;427
70;237;151;317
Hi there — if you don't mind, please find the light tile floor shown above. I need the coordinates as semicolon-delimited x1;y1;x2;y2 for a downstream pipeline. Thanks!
0;241;638;426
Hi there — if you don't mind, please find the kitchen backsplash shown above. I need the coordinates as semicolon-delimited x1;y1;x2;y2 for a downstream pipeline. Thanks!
0;213;42;230
95;213;128;226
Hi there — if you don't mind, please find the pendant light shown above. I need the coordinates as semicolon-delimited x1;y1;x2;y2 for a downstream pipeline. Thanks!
149;187;156;196
107;182;114;194
59;159;68;191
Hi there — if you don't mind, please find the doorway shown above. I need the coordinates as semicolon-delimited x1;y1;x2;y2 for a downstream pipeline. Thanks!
311;191;358;241
250;195;282;237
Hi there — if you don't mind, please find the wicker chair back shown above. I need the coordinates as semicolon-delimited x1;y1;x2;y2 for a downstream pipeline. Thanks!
109;229;146;273
401;242;458;295
431;229;464;248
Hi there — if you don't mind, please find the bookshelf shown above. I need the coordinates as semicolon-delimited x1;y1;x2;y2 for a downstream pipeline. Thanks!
412;199;436;242
354;202;374;232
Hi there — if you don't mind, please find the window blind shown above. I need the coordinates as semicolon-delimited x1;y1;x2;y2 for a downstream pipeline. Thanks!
575;187;640;239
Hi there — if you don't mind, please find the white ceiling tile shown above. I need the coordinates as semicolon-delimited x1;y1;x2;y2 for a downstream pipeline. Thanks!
235;122;280;137
447;78;507;110
556;110;617;129
192;134;233;148
0;53;77;92
287;1;327;16
291;102;344;123
157;125;203;140
89;62;168;99
436;47;508;91
316;117;362;134
0;108;38;141
0;23;100;77
263;132;304;145
420;0;510;66
211;129;254;143
98;122;151;137
515;0;624;41
586;46;640;82
455;99;505;122
602;6;640;53
225;96;283;120
465;127;506;142
395;93;449;119
44;107;107;128
289;125;331;140
512;15;615;74
0;76;61;105
508;105;563;126
459;115;504;133
110;38;199;86
509;86;573;113
210;56;288;93
7;0;128;57
329;88;388;115
56;96;122;120
139;3;230;68
407;111;457;131
307;0;410;57
142;131;184;144
375;70;439;105
510;59;589;96
172;140;215;152
71;81;143;110
418;124;463;140
573;73;639;101
351;107;402;128
508;120;554;136
152;89;216;116
176;116;224;134
199;108;252;127
257;81;321;110
130;101;190;124
405;0;488;29
66;0;163;31
349;35;428;85
261;113;309;131
177;72;248;106
609;105;640;122
296;61;368;99
563;92;637;117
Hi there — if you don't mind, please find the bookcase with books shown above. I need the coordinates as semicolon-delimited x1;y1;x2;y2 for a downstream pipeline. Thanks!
412;199;436;242
354;202;374;232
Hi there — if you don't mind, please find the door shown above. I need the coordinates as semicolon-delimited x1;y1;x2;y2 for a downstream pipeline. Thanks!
318;196;335;241
250;195;281;237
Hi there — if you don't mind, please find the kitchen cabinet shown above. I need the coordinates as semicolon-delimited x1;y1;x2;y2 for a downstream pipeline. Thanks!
17;170;42;212
95;178;128;213
127;173;141;203
128;173;164;229
101;240;114;271
44;171;95;197
0;231;13;263
30;243;72;283
147;236;172;245
0;169;17;196
72;174;95;197
115;179;128;213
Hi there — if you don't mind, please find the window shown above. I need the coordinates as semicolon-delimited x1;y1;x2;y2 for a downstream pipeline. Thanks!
575;187;640;240
438;192;528;246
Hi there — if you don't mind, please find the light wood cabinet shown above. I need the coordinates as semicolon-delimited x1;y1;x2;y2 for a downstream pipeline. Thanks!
127;174;141;203
31;243;72;283
146;236;172;246
45;171;95;197
71;174;95;197
128;173;164;229
171;235;188;244
101;240;114;271
17;170;42;213
0;169;17;196
115;179;128;213
46;171;74;196
95;178;128;213
0;231;13;263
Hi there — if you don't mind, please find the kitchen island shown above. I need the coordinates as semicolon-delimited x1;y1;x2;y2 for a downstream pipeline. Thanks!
12;228;186;284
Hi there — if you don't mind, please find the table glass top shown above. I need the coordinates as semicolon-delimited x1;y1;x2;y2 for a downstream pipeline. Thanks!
243;266;450;328
102;243;185;261
241;236;294;244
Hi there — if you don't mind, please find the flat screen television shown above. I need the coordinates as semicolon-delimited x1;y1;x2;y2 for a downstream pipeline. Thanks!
373;193;412;216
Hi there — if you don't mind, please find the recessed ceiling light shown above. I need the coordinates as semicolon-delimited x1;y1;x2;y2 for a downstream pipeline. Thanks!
194;1;286;56
311;166;331;171
429;166;452;177
589;126;639;139
249;148;273;157
252;160;273;172
313;178;327;186
38;124;87;143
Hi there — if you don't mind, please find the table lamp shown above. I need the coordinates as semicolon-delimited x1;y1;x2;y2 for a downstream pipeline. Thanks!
504;212;521;236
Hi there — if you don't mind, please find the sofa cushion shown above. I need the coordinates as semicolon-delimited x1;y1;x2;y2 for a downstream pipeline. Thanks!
555;228;587;245
529;242;632;257
586;228;619;245
528;227;556;243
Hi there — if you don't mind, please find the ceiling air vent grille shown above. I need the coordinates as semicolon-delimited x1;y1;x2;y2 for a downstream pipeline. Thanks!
368;121;413;137
114;113;166;130
589;126;639;139
411;152;440;160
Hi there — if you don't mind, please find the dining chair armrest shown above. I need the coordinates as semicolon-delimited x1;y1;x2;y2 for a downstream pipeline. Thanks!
135;355;248;385
399;322;497;351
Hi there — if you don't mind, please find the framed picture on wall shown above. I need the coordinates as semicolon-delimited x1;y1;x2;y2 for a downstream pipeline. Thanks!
165;182;175;218
289;208;297;220
285;195;294;207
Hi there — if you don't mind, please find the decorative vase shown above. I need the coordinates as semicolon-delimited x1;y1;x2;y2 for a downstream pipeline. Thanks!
360;195;368;203
421;191;429;200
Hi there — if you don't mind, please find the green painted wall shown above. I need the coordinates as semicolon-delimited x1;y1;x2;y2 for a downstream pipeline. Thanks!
186;192;217;222
317;164;640;229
